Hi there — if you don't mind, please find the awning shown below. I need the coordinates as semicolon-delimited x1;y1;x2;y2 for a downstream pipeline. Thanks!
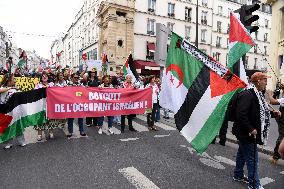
147;43;155;52
134;60;160;70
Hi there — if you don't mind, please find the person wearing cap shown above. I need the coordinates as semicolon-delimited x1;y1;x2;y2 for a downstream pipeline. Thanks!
267;82;284;164
86;68;100;128
232;72;280;189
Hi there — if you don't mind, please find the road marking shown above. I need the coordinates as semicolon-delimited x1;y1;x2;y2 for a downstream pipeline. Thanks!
180;145;187;148
260;177;274;186
154;134;170;138
119;167;159;189
214;155;236;166
199;158;225;170
280;171;284;175
136;115;176;130
119;138;139;142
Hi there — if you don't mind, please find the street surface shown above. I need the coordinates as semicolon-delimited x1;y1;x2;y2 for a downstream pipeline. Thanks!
0;114;283;189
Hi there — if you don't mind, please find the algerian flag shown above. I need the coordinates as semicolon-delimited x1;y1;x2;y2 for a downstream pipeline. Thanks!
228;12;254;78
0;88;47;143
123;54;139;83
160;33;246;153
102;53;108;72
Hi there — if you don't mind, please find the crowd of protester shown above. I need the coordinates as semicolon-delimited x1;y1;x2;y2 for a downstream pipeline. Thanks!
0;67;169;147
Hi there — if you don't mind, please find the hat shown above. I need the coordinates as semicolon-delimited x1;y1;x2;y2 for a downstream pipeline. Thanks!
250;72;270;82
91;68;97;72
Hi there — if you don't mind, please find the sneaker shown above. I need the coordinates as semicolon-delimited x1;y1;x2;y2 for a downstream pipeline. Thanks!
80;133;86;137
37;135;43;141
108;128;114;134
49;132;54;139
129;127;137;132
4;145;12;149
98;128;103;135
19;143;26;147
248;185;264;189
233;176;249;184
164;116;170;119
86;124;91;127
67;134;72;138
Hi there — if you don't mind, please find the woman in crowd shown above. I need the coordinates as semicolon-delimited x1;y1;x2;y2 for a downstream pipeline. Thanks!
55;72;67;87
66;73;86;138
111;75;121;126
120;74;137;133
146;75;159;131
155;77;161;122
97;75;114;134
86;68;100;127
33;72;55;141
0;74;26;149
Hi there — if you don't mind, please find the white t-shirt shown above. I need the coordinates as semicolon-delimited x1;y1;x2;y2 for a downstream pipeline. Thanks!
277;98;284;106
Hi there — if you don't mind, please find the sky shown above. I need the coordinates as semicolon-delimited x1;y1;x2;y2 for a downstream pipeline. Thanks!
0;0;83;59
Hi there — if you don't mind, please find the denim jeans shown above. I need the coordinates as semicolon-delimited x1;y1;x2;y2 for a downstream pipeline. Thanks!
234;140;260;188
155;106;160;121
97;116;114;128
113;116;121;124
67;118;84;134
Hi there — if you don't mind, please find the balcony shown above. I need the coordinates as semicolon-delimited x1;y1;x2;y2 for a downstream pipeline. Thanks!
168;13;175;17
201;19;207;25
147;31;155;35
148;8;155;13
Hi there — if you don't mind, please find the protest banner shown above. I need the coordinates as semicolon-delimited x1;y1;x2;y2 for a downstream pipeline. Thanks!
46;86;152;119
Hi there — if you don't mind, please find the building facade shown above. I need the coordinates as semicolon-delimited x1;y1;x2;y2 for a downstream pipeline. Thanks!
265;0;284;89
52;0;272;75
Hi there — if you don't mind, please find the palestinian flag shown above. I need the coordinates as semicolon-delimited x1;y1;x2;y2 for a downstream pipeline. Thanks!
228;12;254;75
0;88;47;143
159;33;246;153
123;54;139;83
102;53;108;72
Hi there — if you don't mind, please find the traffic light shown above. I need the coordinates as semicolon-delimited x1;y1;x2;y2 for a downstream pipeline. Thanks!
236;3;260;33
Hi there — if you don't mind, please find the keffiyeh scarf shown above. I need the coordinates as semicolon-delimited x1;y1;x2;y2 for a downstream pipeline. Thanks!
248;84;270;145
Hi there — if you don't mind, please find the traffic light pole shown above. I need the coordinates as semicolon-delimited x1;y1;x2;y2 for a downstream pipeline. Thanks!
195;0;198;48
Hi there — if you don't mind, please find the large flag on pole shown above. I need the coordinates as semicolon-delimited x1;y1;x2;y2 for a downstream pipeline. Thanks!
123;54;139;83
102;53;108;73
228;12;254;76
160;33;246;153
0;88;47;143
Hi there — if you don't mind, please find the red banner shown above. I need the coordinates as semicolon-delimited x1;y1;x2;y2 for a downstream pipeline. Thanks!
46;87;152;119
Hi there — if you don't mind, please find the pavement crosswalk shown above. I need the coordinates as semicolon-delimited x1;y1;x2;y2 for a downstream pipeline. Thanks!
22;115;177;145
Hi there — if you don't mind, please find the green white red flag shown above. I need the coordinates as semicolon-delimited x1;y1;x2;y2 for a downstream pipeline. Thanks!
160;33;247;153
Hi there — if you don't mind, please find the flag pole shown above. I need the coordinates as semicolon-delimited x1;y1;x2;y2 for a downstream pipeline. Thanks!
195;0;199;48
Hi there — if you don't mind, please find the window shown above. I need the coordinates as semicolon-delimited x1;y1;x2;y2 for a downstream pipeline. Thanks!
201;11;208;25
201;29;207;42
216;36;221;48
146;43;155;60
255;31;258;40
254;44;258;53
217;21;222;33
213;52;221;61
227;24;230;34
168;3;175;17
185;7;192;22
227;38;229;48
167;22;174;36
218;6;223;16
202;0;208;7
228;8;233;17
264;33;268;42
185;26;191;40
147;19;155;35
245;56;249;69
264;46;267;55
254;58;258;69
148;0;156;12
264;19;269;28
